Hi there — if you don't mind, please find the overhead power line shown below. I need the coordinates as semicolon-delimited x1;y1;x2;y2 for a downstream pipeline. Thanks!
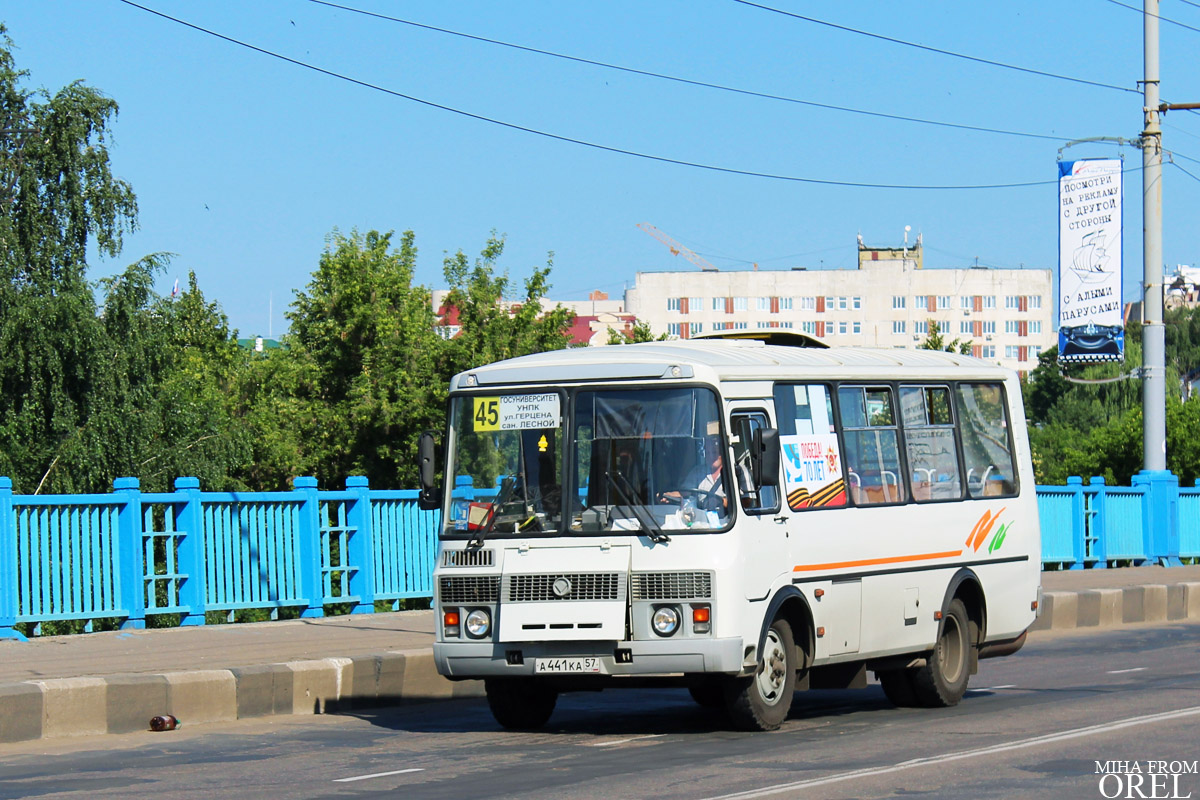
1102;0;1200;35
117;0;1098;190
732;0;1140;95
308;0;1082;143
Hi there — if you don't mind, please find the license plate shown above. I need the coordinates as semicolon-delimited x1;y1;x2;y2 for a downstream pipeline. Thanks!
534;657;602;674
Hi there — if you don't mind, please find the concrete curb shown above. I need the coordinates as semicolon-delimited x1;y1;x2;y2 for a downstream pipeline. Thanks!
0;650;484;744
2;582;1198;745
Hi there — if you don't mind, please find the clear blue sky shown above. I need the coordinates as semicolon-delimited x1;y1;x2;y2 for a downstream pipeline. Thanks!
5;1;1199;336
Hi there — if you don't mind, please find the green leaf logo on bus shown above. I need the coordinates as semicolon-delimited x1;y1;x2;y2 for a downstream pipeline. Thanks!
965;508;1010;555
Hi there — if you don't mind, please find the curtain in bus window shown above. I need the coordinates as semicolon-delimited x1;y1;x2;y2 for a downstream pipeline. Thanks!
956;383;1019;498
900;386;962;502
773;383;846;509
838;386;906;505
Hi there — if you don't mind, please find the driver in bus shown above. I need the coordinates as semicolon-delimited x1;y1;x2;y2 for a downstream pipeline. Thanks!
661;435;728;512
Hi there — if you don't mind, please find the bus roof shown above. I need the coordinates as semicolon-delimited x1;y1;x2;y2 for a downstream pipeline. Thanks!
452;340;1017;390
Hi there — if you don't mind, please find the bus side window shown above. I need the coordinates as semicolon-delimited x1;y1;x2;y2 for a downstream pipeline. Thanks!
899;386;962;502
956;382;1019;498
731;412;780;514
838;386;907;506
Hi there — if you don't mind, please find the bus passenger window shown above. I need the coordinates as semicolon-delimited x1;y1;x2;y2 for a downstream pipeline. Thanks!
772;383;847;510
838;386;906;506
900;386;962;502
956;383;1019;498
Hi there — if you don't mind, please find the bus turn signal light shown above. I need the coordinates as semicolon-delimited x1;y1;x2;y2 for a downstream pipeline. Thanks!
444;610;461;637
692;606;711;634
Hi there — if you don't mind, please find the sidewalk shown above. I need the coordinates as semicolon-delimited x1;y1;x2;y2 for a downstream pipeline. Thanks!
2;566;1199;744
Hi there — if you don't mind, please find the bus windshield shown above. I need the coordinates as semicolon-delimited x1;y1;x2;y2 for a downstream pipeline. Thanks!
572;387;729;533
445;392;565;536
442;386;730;537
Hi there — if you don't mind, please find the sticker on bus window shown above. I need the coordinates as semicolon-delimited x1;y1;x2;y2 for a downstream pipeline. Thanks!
472;394;560;432
780;434;847;509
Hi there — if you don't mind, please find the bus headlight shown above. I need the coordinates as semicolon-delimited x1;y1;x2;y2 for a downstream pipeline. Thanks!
465;608;491;638
652;606;681;637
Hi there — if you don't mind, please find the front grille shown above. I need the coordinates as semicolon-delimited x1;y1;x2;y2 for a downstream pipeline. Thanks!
507;573;622;602
439;575;500;603
632;571;712;601
442;549;494;567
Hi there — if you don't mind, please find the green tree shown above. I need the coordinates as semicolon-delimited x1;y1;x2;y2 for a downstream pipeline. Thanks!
606;320;666;344
0;28;138;492
440;232;574;374
284;229;447;488
917;320;972;355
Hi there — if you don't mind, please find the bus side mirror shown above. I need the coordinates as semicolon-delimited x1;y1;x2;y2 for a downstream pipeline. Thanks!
417;430;442;511
754;428;781;488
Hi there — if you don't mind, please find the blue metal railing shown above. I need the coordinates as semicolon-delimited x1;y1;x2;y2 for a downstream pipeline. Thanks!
1;473;1197;640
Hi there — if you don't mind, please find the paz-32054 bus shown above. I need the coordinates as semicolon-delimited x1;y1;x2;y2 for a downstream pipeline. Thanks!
417;339;1041;731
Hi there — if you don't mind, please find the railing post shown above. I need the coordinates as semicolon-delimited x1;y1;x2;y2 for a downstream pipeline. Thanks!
174;477;206;626
1132;470;1181;567
114;477;146;630
344;476;376;614
1087;477;1108;568
0;477;25;641
1065;477;1086;569
293;477;324;618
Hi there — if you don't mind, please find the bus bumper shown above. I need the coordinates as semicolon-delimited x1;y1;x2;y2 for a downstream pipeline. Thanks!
434;637;745;678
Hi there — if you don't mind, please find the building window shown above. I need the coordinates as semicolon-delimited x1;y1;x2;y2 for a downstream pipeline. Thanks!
852;297;862;310
668;322;682;336
893;320;906;334
781;297;794;311
983;295;996;309
712;297;723;311
734;321;748;330
838;322;848;334
837;296;848;311
757;321;770;329
960;321;972;335
1005;320;1020;334
734;297;748;311
852;321;862;334
825;296;834;311
1030;320;1042;334
1029;296;1042;309
980;345;995;358
937;296;950;310
893;296;906;309
801;296;816;311
983;321;996;335
801;321;817;335
914;320;929;335
914;295;928;308
690;297;702;311
757;297;770;311
781;321;794;329
667;297;681;311
961;296;973;310
692;322;704;333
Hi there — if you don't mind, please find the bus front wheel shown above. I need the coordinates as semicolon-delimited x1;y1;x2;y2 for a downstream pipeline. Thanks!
911;598;971;707
725;617;796;731
485;678;558;729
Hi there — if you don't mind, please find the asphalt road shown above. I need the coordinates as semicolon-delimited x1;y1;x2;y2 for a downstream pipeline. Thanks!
2;624;1199;800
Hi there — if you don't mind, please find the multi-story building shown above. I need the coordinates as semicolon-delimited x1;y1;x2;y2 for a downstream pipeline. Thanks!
624;236;1056;373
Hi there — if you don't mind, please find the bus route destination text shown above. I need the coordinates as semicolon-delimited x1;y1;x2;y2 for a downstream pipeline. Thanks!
473;394;561;432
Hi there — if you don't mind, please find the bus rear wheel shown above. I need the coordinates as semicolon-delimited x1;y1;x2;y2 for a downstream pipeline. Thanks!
725;617;796;731
485;678;558;730
877;668;919;707
911;598;971;707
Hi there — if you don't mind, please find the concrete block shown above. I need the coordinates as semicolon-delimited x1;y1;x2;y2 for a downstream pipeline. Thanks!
35;677;107;738
1075;589;1123;628
163;670;237;726
397;651;454;701
1178;582;1200;621
1032;591;1078;631
230;664;293;719
0;683;43;743
286;659;338;715
1122;585;1168;624
105;674;168;734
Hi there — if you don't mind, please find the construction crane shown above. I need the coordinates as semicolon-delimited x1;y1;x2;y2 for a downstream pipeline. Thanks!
637;223;718;271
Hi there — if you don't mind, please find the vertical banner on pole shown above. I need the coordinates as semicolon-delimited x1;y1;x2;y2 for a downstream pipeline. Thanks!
1058;158;1124;363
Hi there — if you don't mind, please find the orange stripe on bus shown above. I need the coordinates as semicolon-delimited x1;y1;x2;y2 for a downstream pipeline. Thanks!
792;550;965;573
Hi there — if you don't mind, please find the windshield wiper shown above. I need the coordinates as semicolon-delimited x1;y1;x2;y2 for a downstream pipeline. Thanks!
605;469;670;544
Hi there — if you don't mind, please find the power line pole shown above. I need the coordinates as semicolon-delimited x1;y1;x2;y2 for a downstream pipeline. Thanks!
1141;0;1166;473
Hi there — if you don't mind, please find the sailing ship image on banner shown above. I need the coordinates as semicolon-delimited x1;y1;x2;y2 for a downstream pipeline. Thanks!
1058;158;1124;363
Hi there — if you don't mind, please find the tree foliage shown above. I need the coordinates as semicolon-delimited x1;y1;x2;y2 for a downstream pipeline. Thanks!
917;319;972;355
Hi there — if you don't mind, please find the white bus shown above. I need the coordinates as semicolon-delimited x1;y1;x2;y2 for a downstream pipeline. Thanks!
419;339;1041;731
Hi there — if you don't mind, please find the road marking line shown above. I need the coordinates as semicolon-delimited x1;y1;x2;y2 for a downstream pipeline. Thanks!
698;705;1200;800
967;684;1017;692
333;768;424;783
1107;667;1147;674
591;734;666;747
